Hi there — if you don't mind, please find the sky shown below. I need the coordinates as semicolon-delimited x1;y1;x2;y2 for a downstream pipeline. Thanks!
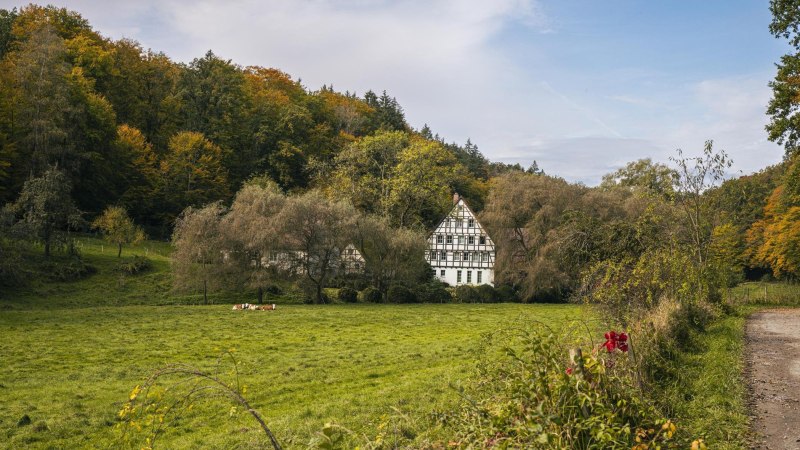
1;0;791;184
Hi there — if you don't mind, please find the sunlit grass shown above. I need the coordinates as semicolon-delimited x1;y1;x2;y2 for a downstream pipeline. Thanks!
669;313;750;449
0;303;589;449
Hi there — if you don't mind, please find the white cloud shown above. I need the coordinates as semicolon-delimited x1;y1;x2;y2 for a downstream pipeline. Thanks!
662;75;783;178
4;0;784;185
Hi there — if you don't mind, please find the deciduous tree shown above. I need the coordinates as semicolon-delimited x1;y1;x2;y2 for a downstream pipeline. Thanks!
10;167;82;257
91;206;145;257
172;202;227;304
277;191;357;303
221;179;286;304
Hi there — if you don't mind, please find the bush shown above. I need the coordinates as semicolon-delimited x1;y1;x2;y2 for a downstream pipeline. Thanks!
0;241;27;288
41;257;96;281
338;287;358;303
265;284;284;296
447;325;678;449
453;285;480;303
386;285;417;304
117;256;152;275
359;286;382;303
495;284;518;302
475;284;497;303
415;280;452;303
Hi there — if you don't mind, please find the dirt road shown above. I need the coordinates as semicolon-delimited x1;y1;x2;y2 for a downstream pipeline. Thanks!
746;309;800;449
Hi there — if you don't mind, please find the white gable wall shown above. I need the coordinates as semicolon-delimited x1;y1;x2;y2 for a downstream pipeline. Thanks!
426;198;495;286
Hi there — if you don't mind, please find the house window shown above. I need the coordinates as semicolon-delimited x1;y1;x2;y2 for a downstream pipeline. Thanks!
457;270;462;283
479;235;486;245
481;252;487;262
468;236;475;245
440;251;447;261
431;251;438;261
463;252;470;261
477;271;482;283
456;219;463;228
269;252;278;262
458;236;464;245
467;271;472;283
446;235;453;244
440;269;445;277
436;235;443;244
468;218;474;228
453;252;460;261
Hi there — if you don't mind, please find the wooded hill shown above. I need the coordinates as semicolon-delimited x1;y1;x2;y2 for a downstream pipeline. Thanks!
2;4;800;304
0;4;528;236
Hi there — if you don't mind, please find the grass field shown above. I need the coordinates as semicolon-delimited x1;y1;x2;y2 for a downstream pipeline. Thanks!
1;237;299;310
0;303;589;449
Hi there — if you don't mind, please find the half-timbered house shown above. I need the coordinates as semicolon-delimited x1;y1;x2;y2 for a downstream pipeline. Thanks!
425;193;495;286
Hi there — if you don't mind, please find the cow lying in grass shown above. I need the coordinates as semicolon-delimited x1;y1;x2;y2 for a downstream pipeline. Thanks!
232;303;277;311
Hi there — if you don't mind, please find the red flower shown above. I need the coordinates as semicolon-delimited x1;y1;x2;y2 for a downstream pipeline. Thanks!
601;330;629;353
566;367;573;375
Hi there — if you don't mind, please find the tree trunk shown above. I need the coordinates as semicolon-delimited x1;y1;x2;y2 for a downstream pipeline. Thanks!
257;286;263;305
316;284;324;304
203;279;208;305
43;226;51;258
118;243;123;258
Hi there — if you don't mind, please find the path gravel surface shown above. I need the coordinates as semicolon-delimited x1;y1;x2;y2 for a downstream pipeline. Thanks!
747;309;800;450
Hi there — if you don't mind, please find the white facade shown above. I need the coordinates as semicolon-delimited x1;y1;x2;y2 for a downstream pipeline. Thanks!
264;245;365;276
426;195;495;286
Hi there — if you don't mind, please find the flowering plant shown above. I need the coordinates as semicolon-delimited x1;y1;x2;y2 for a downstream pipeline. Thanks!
602;330;629;353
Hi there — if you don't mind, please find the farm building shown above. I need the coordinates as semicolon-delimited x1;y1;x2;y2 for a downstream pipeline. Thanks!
264;245;365;276
426;193;495;286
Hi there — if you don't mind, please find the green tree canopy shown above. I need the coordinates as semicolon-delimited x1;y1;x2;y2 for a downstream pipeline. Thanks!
91;205;145;257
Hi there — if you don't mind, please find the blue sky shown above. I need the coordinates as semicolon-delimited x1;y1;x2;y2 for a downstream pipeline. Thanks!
1;0;790;184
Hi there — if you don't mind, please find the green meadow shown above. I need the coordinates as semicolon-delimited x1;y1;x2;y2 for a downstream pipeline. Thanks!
0;239;590;448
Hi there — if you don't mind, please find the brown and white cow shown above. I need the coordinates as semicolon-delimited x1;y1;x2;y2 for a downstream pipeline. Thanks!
232;303;276;311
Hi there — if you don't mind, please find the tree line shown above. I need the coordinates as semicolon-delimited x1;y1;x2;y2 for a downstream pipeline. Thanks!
3;4;800;305
0;5;521;235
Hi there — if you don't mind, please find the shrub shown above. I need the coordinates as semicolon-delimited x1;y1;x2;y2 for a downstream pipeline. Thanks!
41;257;96;281
474;284;497;303
453;285;480;303
415;280;452;303
446;325;678;449
117;256;152;275
0;241;27;288
495;284;518;302
387;285;417;303
338;287;358;303
359;286;382;303
265;284;284;296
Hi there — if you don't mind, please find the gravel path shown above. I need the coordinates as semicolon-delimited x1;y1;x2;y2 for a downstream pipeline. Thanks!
746;309;800;449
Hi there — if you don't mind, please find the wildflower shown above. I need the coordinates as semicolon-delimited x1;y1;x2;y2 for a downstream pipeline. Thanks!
661;420;676;439
129;385;141;401
565;367;573;375
601;330;630;353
